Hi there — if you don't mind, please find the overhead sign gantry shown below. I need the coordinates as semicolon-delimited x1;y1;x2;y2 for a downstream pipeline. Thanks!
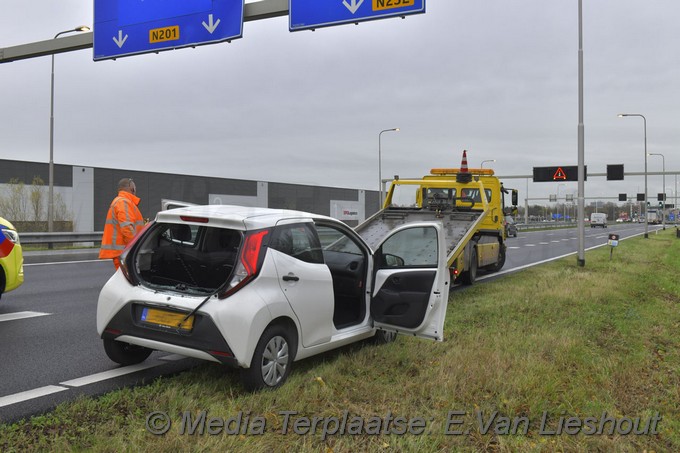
93;0;245;61
289;0;426;32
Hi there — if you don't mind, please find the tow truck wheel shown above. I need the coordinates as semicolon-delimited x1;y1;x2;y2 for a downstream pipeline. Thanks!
461;247;478;285
490;245;506;272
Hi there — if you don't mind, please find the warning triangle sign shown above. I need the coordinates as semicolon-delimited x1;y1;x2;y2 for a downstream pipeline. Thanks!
553;167;567;180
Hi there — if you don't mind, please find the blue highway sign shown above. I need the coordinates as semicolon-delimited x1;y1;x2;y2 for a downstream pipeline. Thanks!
290;0;426;32
94;0;244;61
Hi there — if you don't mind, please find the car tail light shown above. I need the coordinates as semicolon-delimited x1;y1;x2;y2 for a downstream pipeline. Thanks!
119;222;154;285
180;216;209;223
219;229;270;299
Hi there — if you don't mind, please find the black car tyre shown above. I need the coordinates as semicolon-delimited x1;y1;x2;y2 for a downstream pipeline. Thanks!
241;324;295;391
489;245;506;272
461;247;478;285
103;339;152;365
373;330;397;344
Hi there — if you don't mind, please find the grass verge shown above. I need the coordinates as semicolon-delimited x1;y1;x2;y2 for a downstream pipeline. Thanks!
2;229;680;452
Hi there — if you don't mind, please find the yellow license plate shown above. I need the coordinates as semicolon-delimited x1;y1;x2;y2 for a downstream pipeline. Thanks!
141;308;194;331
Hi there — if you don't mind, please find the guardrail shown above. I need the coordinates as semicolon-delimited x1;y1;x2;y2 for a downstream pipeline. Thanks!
20;232;103;245
516;222;575;231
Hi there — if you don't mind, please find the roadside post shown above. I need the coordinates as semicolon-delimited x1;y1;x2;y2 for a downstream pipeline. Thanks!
608;234;620;260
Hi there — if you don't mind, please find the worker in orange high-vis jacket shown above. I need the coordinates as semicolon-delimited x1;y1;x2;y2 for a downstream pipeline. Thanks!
99;178;145;270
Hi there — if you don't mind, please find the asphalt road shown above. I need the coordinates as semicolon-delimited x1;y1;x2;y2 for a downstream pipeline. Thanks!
0;222;663;423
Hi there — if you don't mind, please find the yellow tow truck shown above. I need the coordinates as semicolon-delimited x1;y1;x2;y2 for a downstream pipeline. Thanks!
355;150;518;285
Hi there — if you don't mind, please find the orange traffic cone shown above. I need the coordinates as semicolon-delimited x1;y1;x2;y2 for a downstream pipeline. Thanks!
457;149;472;183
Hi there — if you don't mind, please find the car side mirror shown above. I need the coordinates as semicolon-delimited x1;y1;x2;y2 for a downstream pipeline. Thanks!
384;253;405;267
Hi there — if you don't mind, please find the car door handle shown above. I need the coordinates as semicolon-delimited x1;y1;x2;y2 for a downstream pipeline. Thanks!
282;275;299;282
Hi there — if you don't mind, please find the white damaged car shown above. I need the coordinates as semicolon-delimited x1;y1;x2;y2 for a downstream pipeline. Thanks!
97;205;450;390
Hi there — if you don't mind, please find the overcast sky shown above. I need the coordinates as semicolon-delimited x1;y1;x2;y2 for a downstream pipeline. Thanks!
1;0;679;205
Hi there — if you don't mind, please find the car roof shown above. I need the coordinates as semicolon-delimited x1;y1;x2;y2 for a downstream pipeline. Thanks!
155;204;337;230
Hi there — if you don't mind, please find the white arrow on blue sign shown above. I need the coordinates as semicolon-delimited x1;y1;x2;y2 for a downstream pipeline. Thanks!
94;0;244;61
289;0;426;32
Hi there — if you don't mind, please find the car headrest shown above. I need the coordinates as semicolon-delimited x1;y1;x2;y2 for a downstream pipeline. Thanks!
169;224;192;242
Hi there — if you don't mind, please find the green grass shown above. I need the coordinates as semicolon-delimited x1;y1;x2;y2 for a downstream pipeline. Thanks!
3;230;680;452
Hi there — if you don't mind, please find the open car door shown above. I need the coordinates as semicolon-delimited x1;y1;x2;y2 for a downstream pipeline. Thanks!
370;222;450;341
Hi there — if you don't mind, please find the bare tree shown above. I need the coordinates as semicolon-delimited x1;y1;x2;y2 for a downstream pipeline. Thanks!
30;176;46;221
53;193;73;223
0;178;28;222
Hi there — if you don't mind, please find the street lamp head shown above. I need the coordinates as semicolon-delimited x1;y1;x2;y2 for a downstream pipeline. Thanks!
54;26;91;39
395;128;400;132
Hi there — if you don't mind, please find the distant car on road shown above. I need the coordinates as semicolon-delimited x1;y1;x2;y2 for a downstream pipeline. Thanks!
590;212;607;228
0;217;24;299
97;205;450;391
504;215;518;237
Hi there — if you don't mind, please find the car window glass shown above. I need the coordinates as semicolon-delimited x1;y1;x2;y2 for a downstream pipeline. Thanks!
316;225;363;255
460;188;492;203
380;226;438;268
271;224;323;264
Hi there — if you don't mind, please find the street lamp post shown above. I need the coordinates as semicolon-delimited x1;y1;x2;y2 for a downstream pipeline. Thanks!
480;159;495;168
378;128;399;209
49;25;90;233
648;153;665;230
618;113;648;238
557;183;566;221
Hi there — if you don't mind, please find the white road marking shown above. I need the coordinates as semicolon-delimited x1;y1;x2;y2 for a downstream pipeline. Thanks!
479;229;650;281
539;242;549;245
24;259;107;267
551;240;561;243
0;354;188;409
525;244;535;247
0;311;51;323
508;247;521;250
0;385;68;408
60;363;160;387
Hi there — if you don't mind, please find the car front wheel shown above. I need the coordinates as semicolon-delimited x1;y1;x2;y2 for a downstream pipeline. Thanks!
241;325;295;391
103;339;152;366
373;329;397;344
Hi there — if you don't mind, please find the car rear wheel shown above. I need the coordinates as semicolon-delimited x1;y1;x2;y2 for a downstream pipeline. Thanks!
103;339;152;366
241;325;294;391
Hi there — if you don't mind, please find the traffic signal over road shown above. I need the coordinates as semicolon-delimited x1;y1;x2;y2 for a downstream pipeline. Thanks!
607;164;624;181
533;166;587;182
